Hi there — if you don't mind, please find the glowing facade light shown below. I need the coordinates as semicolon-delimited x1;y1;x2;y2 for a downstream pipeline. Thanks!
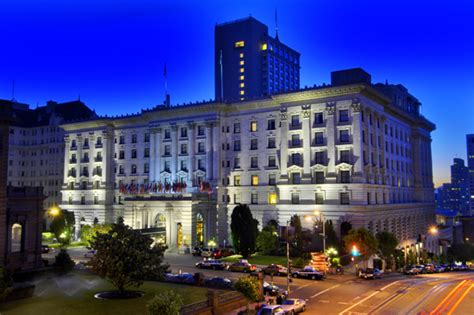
429;226;438;235
351;245;360;257
49;206;61;217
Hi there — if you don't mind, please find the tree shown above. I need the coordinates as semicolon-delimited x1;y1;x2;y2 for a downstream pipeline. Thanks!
0;265;13;301
80;223;113;246
290;215;304;257
256;224;278;255
325;220;340;250
147;290;183;315
231;204;258;258
407;249;417;265
54;249;75;274
376;231;399;269
49;210;75;245
234;276;260;312
89;217;169;294
448;243;474;263
343;227;379;259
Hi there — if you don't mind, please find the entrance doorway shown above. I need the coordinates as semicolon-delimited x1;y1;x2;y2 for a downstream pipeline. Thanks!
196;213;205;246
152;213;166;245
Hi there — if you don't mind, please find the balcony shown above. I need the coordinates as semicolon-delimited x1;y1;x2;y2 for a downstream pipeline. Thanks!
69;158;77;164
70;146;77;151
81;158;90;163
95;143;103;149
80;172;89;177
68;171;77;178
289;140;302;148
289;123;302;130
83;145;89;150
312;139;326;147
94;156;103;162
93;170;102;176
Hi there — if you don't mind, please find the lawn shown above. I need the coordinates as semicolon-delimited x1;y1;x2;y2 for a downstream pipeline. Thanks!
220;254;287;266
0;272;209;315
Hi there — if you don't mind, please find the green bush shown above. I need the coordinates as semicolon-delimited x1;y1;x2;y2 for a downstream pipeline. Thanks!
54;249;75;274
0;265;13;301
292;257;309;269
42;232;55;243
147;290;183;315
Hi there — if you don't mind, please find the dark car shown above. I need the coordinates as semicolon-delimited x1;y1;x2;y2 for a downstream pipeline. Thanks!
359;268;382;280
263;264;288;276
404;265;419;275
41;245;50;254
195;259;226;270
291;266;325;280
263;282;284;297
220;248;235;258
192;247;203;256
228;259;257;273
204;277;233;289
165;272;195;284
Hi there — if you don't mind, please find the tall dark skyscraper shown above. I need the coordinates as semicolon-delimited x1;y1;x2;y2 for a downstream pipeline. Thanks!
436;158;470;215
215;17;300;102
467;134;474;215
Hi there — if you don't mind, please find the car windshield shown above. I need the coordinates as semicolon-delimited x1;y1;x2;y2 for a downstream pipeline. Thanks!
260;309;273;315
283;300;295;305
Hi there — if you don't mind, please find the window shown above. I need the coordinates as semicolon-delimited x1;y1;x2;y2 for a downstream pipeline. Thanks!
234;157;241;168
83;138;89;148
198;125;205;136
180;160;186;171
164;145;171;155
234;175;241;186
262;43;268;50
81;196;86;205
240;53;244;58
250;139;258;150
240;82;245;88
197;159;204;170
268;137;276;148
250;121;258;132
314;112;324;125
250;157;258;168
315;192;324;204
198;142;205;153
291;134;301;147
339;109;349;122
291;172;301;184
340;170;351;183
119;135;125;144
131;149;137;159
144;163;150;173
269;174;277;185
339;130;350;143
291;115;300;128
240;60;244;66
165;161;171;172
232;140;240;151
144;133;150;142
268;155;276;167
291;153;301;166
251;175;259;186
315;132;324;145
235;40;245;48
181;127;188;138
340;150;351;163
131;165;137;174
181;143;188;154
11;223;23;253
291;193;300;204
240;75;245;80
315;151;325;164
94;195;99;205
68;196;73;204
131;134;137;143
315;171;325;184
340;192;350;204
267;119;276;130
119;165;124;175
119;150;125;159
234;122;241;133
164;129;171;139
96;137;102;146
268;192;277;204
240;68;244;73
251;193;258;204
144;148;150;158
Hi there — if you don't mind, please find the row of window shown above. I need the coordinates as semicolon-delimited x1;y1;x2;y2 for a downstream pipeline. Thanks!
229;191;351;205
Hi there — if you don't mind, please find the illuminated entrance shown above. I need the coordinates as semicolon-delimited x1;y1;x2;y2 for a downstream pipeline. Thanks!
196;213;204;246
152;213;166;245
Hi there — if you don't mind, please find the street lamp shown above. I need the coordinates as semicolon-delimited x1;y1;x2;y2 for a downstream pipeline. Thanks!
429;226;438;235
49;205;61;217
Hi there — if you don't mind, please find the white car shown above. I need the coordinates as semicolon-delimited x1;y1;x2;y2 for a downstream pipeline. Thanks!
200;248;213;258
281;299;306;313
83;250;96;258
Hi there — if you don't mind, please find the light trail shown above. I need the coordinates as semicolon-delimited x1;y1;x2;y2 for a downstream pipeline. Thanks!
447;283;473;315
429;280;467;314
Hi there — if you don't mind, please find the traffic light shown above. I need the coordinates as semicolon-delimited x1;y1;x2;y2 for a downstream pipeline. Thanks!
351;245;360;257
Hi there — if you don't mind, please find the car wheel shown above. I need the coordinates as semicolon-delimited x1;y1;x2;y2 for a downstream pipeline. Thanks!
244;269;247;273
311;275;316;280
302;306;306;312
293;274;298;278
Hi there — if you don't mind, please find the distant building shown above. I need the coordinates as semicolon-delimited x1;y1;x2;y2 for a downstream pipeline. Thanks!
3;99;96;211
215;17;300;102
436;158;470;216
467;134;474;215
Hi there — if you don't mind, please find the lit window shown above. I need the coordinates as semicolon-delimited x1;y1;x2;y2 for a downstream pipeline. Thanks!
250;121;258;132
240;90;245;95
240;75;245;80
240;83;245;88
240;53;244;58
240;60;244;65
252;175;259;186
235;41;245;48
240;68;244;73
268;192;277;205
262;43;268;51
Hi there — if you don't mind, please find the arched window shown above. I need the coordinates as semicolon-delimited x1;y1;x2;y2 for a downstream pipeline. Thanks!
196;213;204;246
11;223;23;253
154;214;166;228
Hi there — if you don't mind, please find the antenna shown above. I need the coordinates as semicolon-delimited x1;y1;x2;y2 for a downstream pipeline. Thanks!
275;8;279;40
11;80;16;102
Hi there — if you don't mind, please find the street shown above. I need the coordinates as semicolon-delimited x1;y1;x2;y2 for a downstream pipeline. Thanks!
50;247;474;314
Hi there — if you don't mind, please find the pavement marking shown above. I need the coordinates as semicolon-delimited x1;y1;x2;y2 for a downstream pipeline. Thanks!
352;296;361;300
447;282;473;315
310;284;341;299
339;281;401;315
319;300;330;303
338;302;350;305
429;280;467;315
294;283;311;291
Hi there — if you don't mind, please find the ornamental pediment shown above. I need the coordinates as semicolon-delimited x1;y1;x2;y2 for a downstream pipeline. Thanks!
177;170;188;177
193;169;206;177
160;170;171;178
336;162;353;171
310;164;327;171
287;164;303;172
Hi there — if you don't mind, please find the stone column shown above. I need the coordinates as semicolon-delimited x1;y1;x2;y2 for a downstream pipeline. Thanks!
325;103;337;183
63;136;71;185
187;122;196;186
351;101;364;183
149;131;156;182
171;124;178;182
155;128;162;182
279;109;288;180
302;106;311;182
212;123;220;182
205;122;213;181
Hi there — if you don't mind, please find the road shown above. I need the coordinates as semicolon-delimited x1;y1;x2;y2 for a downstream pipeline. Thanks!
47;247;474;314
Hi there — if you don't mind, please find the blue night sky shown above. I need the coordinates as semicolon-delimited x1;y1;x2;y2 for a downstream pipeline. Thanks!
0;0;473;185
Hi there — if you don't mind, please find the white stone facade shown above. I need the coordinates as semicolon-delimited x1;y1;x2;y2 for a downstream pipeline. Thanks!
60;84;436;250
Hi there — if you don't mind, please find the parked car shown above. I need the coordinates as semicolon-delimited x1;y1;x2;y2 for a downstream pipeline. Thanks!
281;298;306;313
434;265;446;273
228;259;257;273
263;264;288;276
359;268;382;280
291;266;325;280
165;272;195;284
423;264;435;274
192;247;203;256
404;265;419;275
257;305;286;315
263;282;284;297
220;248;235;258
204;277;233;289
83;250;96;258
200;248;213;258
415;265;426;274
195;259;226;270
41;245;50;254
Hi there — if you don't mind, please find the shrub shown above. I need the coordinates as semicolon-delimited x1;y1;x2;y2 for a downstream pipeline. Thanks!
42;232;55;243
235;276;261;312
54;249;75;274
0;265;13;301
292;257;309;269
147;290;183;315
